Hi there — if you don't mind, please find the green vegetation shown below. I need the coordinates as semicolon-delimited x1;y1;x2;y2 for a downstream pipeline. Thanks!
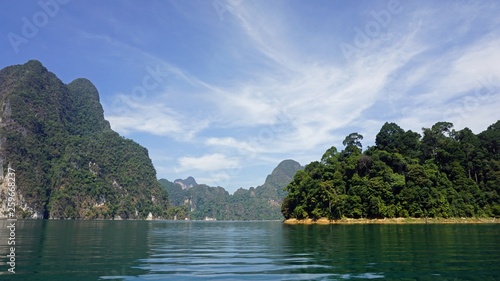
160;159;302;220
0;60;169;219
282;121;500;220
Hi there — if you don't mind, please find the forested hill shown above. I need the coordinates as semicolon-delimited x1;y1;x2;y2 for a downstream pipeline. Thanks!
160;159;303;220
282;121;500;220
0;60;169;219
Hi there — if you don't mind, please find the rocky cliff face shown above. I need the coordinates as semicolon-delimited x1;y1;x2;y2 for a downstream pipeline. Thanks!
0;60;169;219
174;176;198;190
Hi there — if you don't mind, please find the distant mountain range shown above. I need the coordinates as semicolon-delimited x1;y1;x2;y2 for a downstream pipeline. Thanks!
159;159;303;220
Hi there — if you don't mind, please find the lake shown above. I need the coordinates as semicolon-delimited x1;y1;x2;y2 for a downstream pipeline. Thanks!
0;220;498;280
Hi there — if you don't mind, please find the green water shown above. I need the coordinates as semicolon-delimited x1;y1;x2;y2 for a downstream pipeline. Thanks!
0;220;498;280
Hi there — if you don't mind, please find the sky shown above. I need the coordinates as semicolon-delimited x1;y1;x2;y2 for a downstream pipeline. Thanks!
1;0;499;193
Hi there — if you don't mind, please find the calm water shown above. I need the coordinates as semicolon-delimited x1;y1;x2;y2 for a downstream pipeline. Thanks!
0;220;498;280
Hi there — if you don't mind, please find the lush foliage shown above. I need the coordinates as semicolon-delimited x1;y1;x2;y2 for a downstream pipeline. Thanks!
160;160;302;220
0;60;169;219
282;121;500;220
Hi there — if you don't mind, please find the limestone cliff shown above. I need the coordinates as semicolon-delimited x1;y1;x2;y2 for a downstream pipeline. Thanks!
0;60;169;219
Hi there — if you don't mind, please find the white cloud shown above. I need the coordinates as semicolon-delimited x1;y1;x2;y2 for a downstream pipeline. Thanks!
175;153;240;173
206;137;259;154
197;172;234;188
106;94;209;141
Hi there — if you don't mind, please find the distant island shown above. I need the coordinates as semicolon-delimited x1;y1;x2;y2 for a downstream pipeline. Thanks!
281;121;500;222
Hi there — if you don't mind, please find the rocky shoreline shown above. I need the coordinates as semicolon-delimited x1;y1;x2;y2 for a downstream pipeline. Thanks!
284;217;499;225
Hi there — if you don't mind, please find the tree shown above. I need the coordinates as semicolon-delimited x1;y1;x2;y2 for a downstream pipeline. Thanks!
399;130;421;158
375;122;405;152
321;146;339;166
479;120;500;160
455;127;483;182
343;132;363;156
343;132;364;149
421;122;454;159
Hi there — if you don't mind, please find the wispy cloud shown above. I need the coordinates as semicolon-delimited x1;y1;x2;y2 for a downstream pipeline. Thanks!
206;137;259;154
107;95;209;141
175;153;240;173
74;1;500;189
197;1;426;154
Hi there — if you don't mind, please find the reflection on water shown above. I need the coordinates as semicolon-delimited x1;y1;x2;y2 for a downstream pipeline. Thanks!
0;220;498;280
281;224;500;280
134;221;340;280
0;220;151;280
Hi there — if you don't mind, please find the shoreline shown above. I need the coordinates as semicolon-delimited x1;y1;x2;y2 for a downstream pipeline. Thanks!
284;217;499;225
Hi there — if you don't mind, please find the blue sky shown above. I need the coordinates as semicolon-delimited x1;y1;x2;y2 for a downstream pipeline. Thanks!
1;0;499;193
